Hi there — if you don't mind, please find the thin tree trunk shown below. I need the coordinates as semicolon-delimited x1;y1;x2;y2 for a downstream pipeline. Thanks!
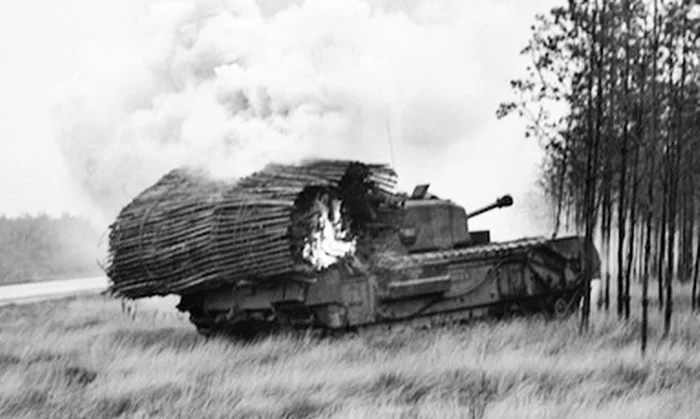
625;134;640;320
664;157;676;338
642;198;652;355
658;183;667;310
680;171;692;283
693;231;700;312
642;193;652;354
642;0;659;356
625;54;645;319
580;0;602;334
663;13;681;338
617;1;630;319
602;172;612;311
602;41;616;313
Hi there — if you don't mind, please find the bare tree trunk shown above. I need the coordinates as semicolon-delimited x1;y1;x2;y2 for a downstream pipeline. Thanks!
664;158;676;339
601;28;616;313
617;149;628;319
679;171;693;283
625;135;640;320
658;184;667;310
642;200;652;355
638;223;645;282
617;0;631;320
642;191;652;354
602;173;612;311
687;178;695;285
642;0;660;356
625;50;645;319
694;58;700;312
663;14;680;338
693;230;700;312
580;0;603;334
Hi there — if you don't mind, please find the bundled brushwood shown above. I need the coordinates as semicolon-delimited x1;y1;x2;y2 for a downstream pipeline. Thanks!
107;159;397;298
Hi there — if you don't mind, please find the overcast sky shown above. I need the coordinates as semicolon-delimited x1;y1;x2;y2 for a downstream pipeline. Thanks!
0;0;564;238
0;0;132;216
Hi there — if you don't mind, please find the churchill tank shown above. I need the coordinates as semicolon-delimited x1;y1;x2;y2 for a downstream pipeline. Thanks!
106;160;600;336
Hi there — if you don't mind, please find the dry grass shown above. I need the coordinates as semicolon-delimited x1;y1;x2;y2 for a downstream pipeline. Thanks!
1;287;699;419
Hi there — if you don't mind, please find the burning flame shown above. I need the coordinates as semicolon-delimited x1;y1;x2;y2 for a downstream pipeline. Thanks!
302;197;356;269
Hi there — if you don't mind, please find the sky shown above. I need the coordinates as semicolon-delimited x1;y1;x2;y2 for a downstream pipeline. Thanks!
0;0;565;240
0;0;133;217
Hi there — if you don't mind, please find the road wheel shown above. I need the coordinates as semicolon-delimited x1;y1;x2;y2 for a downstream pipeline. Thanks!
554;295;578;319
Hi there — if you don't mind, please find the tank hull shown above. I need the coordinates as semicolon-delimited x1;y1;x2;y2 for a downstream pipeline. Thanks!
177;235;600;336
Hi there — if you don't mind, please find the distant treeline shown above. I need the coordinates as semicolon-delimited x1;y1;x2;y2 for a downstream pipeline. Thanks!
0;214;104;285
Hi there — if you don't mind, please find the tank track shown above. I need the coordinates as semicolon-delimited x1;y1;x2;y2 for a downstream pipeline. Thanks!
189;292;582;341
360;237;582;335
192;290;582;341
187;237;583;339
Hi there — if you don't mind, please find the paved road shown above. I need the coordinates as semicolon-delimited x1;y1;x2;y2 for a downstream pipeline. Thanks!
0;276;181;316
0;276;109;306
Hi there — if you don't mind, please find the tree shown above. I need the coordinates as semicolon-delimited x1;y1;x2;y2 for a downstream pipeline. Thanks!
499;0;700;341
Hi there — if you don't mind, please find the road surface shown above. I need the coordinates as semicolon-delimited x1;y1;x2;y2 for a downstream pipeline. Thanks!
0;276;181;316
0;276;109;306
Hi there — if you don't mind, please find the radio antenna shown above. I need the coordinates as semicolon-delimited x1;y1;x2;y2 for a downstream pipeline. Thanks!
385;119;396;169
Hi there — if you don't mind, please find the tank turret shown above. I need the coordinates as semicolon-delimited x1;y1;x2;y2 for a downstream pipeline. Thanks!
397;192;514;252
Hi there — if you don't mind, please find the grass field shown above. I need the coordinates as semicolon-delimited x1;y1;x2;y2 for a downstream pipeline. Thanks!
1;288;699;419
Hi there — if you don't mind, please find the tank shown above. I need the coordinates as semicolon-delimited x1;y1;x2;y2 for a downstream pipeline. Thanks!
106;160;600;336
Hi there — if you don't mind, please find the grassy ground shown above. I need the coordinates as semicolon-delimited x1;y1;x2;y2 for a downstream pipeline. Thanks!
1;289;699;419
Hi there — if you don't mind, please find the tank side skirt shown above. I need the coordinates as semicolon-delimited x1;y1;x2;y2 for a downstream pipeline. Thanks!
182;235;591;335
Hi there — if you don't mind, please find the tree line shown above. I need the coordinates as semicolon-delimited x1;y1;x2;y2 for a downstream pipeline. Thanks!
0;214;104;285
499;0;700;351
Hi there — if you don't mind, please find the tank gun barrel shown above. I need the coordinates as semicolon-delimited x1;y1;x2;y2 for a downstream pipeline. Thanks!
467;195;513;219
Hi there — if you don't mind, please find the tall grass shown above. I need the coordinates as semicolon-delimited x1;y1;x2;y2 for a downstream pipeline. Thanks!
1;288;698;419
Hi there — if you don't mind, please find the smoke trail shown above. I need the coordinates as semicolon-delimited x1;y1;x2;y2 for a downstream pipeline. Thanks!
55;0;559;237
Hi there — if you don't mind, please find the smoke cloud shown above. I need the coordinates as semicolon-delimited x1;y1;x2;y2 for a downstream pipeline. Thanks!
55;0;559;238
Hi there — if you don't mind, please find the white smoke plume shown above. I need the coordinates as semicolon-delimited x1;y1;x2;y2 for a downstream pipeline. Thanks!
55;0;560;237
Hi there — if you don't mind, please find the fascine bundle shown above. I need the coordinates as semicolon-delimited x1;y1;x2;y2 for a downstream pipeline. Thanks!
106;160;397;299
